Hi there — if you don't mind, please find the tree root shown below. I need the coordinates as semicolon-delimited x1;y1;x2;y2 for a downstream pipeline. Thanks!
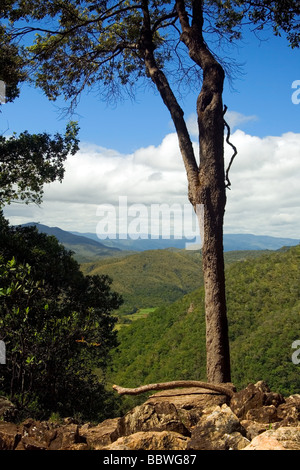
113;380;234;398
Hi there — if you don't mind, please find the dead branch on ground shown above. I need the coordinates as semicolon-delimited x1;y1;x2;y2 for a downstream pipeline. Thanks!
113;380;234;398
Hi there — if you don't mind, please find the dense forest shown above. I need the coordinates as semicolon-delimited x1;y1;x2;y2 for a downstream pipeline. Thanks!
108;245;300;413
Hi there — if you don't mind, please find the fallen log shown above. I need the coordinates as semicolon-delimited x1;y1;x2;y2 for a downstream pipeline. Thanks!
113;380;234;398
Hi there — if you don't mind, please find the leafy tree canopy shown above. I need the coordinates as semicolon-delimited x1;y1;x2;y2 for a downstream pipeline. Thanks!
0;42;26;104
0;121;79;206
0;0;299;108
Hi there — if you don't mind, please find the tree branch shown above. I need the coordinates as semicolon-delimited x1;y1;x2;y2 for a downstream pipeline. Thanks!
140;0;199;205
152;9;178;34
176;0;191;33
113;380;234;397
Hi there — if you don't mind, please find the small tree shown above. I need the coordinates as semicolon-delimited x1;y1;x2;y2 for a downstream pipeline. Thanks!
0;123;79;206
1;0;299;383
0;30;79;206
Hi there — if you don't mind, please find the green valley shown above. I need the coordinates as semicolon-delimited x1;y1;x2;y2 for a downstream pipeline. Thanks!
81;249;202;317
81;248;268;321
10;221;300;407
107;245;300;402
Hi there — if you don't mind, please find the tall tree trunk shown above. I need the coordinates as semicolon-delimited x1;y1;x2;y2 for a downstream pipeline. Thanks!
141;0;231;383
196;63;231;383
176;0;231;384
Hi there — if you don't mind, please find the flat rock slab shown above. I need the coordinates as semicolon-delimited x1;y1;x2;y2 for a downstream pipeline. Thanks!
146;387;230;409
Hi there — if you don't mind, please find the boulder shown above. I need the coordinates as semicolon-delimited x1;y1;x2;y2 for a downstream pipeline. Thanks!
116;401;190;437
277;394;300;425
187;404;249;450
104;431;190;450
243;427;300;450
230;381;284;421
0;396;18;422
80;418;120;450
15;419;82;450
240;419;269;440
145;386;230;431
2;382;300;451
243;433;287;450
245;404;278;423
0;422;21;450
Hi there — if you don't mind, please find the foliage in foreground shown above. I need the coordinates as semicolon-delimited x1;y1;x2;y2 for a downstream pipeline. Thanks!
0;214;123;421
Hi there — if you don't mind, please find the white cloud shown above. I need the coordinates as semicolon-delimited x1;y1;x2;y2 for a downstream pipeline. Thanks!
4;133;189;233
224;130;300;238
3;120;300;240
224;110;257;131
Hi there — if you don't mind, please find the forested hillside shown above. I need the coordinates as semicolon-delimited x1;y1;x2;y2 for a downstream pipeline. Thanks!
108;245;300;400
81;249;268;318
82;250;203;315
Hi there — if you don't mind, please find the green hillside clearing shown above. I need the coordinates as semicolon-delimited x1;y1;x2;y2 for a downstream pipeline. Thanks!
81;249;269;320
108;245;300;400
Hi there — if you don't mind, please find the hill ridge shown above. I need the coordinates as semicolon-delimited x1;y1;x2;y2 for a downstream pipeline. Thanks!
19;222;121;262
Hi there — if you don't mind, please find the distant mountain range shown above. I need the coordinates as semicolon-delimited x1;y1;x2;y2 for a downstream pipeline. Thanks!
72;230;299;252
224;233;299;251
20;223;299;261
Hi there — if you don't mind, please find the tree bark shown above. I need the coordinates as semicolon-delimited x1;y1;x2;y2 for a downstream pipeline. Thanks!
141;0;231;384
197;66;231;383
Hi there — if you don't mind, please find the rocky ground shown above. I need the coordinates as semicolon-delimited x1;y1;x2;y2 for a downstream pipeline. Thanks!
1;381;300;450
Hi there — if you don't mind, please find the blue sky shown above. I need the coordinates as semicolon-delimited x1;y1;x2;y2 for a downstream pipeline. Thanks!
1;30;299;149
2;26;300;239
